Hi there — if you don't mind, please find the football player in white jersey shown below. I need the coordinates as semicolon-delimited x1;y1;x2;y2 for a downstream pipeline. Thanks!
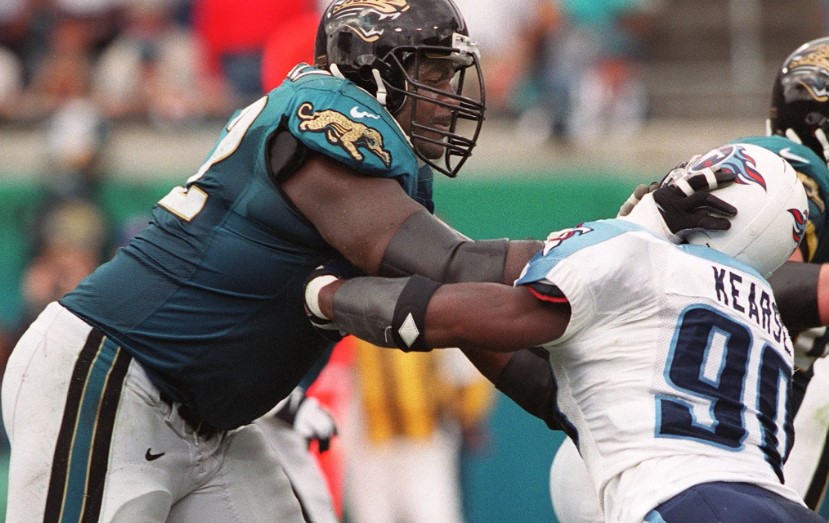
305;143;822;523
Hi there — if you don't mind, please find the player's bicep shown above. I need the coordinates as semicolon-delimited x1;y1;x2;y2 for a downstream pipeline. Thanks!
280;152;423;274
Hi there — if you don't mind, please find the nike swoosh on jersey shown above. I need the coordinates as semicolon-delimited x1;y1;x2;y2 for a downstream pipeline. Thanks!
145;448;165;461
350;106;380;120
779;147;810;165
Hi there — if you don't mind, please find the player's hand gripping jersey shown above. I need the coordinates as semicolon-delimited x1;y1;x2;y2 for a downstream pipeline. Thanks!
516;220;802;523
60;65;420;430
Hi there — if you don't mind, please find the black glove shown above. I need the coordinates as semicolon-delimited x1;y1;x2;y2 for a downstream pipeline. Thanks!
652;168;738;235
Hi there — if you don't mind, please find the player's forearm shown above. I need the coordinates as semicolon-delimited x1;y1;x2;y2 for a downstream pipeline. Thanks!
504;240;545;283
460;346;563;431
768;261;829;331
316;276;566;352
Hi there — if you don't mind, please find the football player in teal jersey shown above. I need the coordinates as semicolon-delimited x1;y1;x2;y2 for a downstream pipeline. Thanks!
0;1;736;521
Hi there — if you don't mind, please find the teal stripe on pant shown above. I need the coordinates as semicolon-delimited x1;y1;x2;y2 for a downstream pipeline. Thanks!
45;332;131;523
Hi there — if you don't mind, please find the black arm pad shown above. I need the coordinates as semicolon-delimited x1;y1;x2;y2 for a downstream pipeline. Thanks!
768;261;822;332
391;275;442;352
495;347;562;431
332;275;441;352
380;210;509;283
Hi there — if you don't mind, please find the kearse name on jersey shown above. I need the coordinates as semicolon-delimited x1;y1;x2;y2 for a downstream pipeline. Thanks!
711;265;785;343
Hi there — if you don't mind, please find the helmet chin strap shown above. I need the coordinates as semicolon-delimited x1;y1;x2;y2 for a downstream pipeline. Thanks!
370;68;388;106
784;128;802;144
329;63;389;108
328;63;345;79
815;128;829;163
782;126;829;164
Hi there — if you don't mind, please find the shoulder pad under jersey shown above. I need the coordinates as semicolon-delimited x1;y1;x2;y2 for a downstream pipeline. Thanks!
280;64;418;195
515;220;638;287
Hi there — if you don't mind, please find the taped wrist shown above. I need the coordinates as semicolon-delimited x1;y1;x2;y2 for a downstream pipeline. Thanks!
332;275;442;351
380;210;509;283
768;261;821;332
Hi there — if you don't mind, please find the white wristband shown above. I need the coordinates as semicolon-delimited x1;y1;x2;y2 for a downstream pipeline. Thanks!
305;275;339;320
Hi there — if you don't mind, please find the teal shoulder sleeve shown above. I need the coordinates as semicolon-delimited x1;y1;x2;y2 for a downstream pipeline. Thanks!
281;66;419;195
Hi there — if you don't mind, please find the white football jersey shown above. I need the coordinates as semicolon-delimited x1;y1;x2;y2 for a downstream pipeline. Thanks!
515;219;803;523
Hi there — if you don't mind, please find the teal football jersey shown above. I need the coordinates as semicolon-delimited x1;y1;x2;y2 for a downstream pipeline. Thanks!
61;65;421;429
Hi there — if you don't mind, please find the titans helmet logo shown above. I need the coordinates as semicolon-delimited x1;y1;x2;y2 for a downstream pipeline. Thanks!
789;208;808;244
297;102;392;166
328;0;410;41
542;226;593;255
690;145;767;191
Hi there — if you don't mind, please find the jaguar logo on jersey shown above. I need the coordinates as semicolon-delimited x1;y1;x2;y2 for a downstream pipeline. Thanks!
542;226;593;255
789;208;808;244
328;0;410;41
297;102;392;166
691;145;767;190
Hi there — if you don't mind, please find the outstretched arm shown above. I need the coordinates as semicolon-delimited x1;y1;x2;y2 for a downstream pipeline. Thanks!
281;151;540;284
281;149;735;286
312;276;569;352
306;274;568;428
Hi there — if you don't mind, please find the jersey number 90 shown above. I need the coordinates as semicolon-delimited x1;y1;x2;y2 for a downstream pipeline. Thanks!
656;306;792;479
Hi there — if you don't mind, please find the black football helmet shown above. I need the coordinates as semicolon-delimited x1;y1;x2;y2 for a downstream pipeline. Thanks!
769;37;829;162
314;0;485;177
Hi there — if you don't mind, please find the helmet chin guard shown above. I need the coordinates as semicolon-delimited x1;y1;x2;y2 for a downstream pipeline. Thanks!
314;0;485;177
679;144;809;277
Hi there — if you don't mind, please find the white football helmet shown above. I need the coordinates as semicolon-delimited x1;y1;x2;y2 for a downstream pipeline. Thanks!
678;143;808;277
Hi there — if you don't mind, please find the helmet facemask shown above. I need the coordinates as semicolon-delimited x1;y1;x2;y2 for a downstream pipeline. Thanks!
382;34;485;177
315;0;485;177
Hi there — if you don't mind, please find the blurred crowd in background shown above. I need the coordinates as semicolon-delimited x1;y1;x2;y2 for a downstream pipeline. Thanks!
0;0;662;133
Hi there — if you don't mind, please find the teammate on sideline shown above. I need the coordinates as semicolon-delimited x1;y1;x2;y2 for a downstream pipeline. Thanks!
0;1;736;521
305;143;820;523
